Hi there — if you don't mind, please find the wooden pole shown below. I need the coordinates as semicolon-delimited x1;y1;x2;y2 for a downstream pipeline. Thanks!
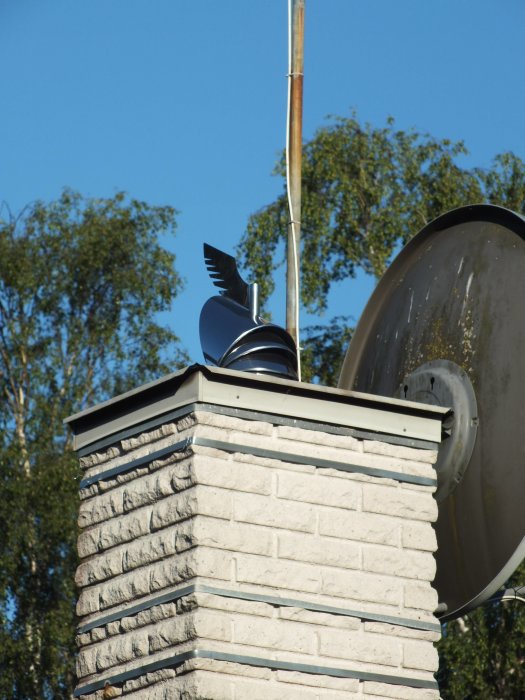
286;0;304;375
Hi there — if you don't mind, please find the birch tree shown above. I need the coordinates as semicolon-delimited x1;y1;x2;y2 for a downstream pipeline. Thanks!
0;190;186;698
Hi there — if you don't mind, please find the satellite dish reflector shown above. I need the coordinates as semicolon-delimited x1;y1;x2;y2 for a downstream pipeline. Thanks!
339;204;525;621
200;244;298;380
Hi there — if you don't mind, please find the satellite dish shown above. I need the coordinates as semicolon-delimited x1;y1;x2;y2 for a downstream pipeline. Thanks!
339;204;525;621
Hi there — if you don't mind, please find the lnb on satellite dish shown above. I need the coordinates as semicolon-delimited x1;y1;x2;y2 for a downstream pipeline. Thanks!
339;204;525;622
200;243;298;380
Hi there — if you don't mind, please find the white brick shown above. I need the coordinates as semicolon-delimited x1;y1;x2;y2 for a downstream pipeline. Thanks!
363;681;440;699
147;615;193;652
132;631;150;659
319;627;401;666
75;548;123;586
78;489;123;528
233;449;317;475
76;586;100;616
147;602;178;625
79;445;120;470
122;529;177;570
77;529;99;558
363;483;438;522
277;469;360;509
404;582;438;613
274;427;434;480
98;567;151;609
97;507;153;551
278;531;360;569
195;609;238;644
149;491;195;530
236;553;320;594
149;449;191;474
76;631;90;647
191;516;273;556
194;424;273;447
120;424;180;451
364;621;440;642
79;527;181;588
193;453;272;494
192;591;272;619
81;459;145;491
272;438;368;468
317;688;361;699
173;520;194;553
121;676;197;700
76;647;97;678
362;545;436;581
278;607;361;631
179;656;271;679
275;424;363;452
402;521;437;552
95;629;149;670
149;547;232;593
233;615;317;654
120;616;137;632
195;410;273;436
121;465;188;512
234;491;315;533
228;675;318;700
150;485;231;532
78;483;99;500
114;465;149;486
319;508;400;546
362;439;438;464
321;568;403;606
176;413;198;432
122;478;154;505
275;669;360;693
403;638;439;671
140;669;178;693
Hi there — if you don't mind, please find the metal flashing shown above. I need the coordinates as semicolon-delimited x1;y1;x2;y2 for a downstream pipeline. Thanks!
77;582;441;635
74;648;438;696
195;435;436;486
79;438;191;489
79;434;436;491
76;403;195;457
66;364;447;453
76;402;439;458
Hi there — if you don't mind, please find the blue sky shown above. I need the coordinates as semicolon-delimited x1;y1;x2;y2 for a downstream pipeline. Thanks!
1;1;524;366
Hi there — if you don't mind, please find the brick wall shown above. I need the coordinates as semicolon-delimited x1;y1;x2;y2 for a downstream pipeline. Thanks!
74;408;441;699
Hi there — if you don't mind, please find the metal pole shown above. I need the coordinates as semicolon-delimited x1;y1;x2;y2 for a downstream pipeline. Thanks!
286;0;304;370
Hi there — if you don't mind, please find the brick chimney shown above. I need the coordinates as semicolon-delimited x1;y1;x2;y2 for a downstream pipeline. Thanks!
66;365;446;699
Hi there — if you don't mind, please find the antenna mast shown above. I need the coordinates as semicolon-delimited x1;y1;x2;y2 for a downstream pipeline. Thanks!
286;0;304;379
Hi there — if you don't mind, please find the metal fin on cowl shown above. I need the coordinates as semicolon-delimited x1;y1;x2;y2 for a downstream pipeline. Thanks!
200;243;297;381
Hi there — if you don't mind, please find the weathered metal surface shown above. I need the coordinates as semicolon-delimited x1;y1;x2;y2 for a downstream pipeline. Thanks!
339;204;525;620
401;359;478;503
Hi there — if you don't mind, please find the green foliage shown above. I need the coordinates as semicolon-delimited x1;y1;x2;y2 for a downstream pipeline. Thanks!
437;560;525;698
301;317;353;385
240;114;525;317
0;190;187;698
